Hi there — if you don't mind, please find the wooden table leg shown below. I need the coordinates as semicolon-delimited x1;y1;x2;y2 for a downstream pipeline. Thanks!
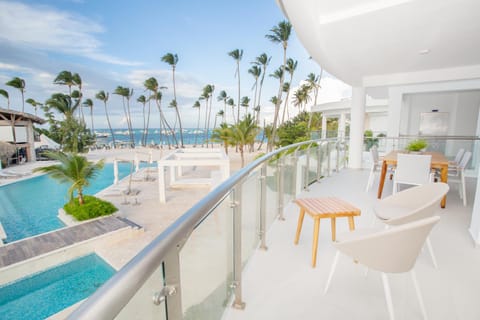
377;160;388;199
440;165;448;208
312;218;321;268
330;218;336;241
348;216;355;231
294;208;305;244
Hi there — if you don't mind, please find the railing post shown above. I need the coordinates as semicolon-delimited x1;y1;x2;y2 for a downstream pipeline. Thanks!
259;163;268;250
231;186;246;309
336;142;340;172
160;249;183;319
292;150;299;197
277;156;285;221
326;142;331;176
304;145;310;191
316;143;322;181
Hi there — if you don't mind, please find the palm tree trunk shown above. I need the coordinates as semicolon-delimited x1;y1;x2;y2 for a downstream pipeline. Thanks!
172;68;184;148
223;101;227;123
145;100;151;146
126;99;135;147
203;98;209;147
208;96;214;148
269;47;287;152
194;107;201;147
141;103;146;146
256;66;267;125
104;102;116;148
236;62;241;124
90;107;94;134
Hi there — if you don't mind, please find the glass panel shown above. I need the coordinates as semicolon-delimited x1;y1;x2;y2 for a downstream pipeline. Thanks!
115;265;166;320
282;152;296;204
180;193;233;320
296;148;307;192
265;159;278;227
241;169;261;264
308;145;318;184
320;142;329;177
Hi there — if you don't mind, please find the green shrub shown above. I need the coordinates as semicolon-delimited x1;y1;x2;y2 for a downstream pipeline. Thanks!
406;139;428;152
64;195;117;221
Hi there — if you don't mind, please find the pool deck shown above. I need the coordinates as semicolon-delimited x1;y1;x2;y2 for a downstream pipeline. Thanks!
0;216;136;268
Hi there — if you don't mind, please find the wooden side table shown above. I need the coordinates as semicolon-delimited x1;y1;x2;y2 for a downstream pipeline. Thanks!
294;197;361;267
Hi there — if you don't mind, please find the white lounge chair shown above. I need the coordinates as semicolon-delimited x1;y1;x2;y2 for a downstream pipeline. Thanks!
448;151;472;206
324;216;440;320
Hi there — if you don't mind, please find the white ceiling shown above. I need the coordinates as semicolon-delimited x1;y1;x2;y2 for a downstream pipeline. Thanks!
278;0;480;86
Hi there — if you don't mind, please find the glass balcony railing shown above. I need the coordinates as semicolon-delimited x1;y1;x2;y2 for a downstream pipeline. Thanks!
67;138;348;320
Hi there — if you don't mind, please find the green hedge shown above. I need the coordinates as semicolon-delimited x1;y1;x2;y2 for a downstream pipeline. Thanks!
64;195;118;221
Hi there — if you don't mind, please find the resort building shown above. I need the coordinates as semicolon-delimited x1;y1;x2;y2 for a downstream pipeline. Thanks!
0;108;45;165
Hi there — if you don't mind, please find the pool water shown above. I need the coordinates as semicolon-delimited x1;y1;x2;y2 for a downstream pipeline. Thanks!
0;253;115;319
0;162;137;243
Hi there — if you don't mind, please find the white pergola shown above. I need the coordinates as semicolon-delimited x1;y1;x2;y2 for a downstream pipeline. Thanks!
157;148;230;203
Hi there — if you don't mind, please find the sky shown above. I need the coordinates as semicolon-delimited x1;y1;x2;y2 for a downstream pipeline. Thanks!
0;0;351;129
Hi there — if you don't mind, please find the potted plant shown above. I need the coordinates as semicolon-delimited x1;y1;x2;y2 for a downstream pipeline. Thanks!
405;139;428;153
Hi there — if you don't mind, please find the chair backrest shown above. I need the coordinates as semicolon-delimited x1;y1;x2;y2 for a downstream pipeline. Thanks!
394;154;432;185
459;151;472;170
454;149;465;164
334;216;440;273
370;145;380;163
374;183;449;225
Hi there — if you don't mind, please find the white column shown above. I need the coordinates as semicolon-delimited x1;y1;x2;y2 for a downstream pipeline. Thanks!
469;169;480;246
338;113;346;140
321;115;327;139
113;160;119;184
348;87;366;169
158;162;166;203
386;88;403;151
134;154;140;172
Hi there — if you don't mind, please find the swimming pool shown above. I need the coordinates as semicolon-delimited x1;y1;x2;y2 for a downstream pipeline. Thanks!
0;253;115;319
0;162;136;243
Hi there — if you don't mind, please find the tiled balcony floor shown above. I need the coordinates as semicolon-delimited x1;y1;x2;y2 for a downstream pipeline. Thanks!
224;169;480;320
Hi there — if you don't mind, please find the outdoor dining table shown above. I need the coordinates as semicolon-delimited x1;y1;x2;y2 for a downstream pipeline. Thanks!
377;150;449;208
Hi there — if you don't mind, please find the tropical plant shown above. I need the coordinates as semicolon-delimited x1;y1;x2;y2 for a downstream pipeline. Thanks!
226;98;235;124
248;65;261;120
144;77;176;148
228;49;243;124
265;20;292;151
0;89;9;109
230;114;259;167
64;195;117;221
26;98;43;116
95;90;116;148
217;90;228;123
282;58;298;123
137;95;147;146
305;70;323;130
292;84;312;113
192;100;201;146
54;71;74;94
200;84;215;147
72;73;83;120
161;52;184;147
82;98;94;134
252;53;271;124
240;96;250;116
33;152;104;205
211;123;233;155
6;77;26;112
406;139;428;152
113;86;135;147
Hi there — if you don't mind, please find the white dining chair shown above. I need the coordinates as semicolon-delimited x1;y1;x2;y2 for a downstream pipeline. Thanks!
366;146;394;192
393;154;433;194
324;216;440;320
373;183;449;268
448;151;472;206
448;148;464;170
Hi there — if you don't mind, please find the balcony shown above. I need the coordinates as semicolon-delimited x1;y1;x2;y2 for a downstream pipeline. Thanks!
69;139;479;320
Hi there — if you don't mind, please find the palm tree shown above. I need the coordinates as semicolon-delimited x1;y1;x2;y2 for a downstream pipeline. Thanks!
72;73;84;120
292;84;312;113
46;93;80;119
192;100;201;147
6;77;26;112
269;67;284;142
217;90;228;123
113;86;135;147
144;77;176;148
240;96;250;116
82;98;94;134
54;71;74;95
200;84;214;147
0;89;10;109
253;53;271;124
34;152;104;205
95;90;116;148
230;114;259;167
306;70;323;130
137;95;147;146
228;49;243;124
211;123;233;155
226;98;235;124
216;110;225;128
248;65;261;120
265;20;292;151
282;58;298;123
161;53;184;147
26;98;43;116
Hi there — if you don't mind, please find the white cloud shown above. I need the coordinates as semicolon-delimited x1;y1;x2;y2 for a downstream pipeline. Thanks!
0;2;141;66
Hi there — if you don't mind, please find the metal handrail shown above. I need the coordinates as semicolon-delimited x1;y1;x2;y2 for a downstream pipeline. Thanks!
68;139;328;319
